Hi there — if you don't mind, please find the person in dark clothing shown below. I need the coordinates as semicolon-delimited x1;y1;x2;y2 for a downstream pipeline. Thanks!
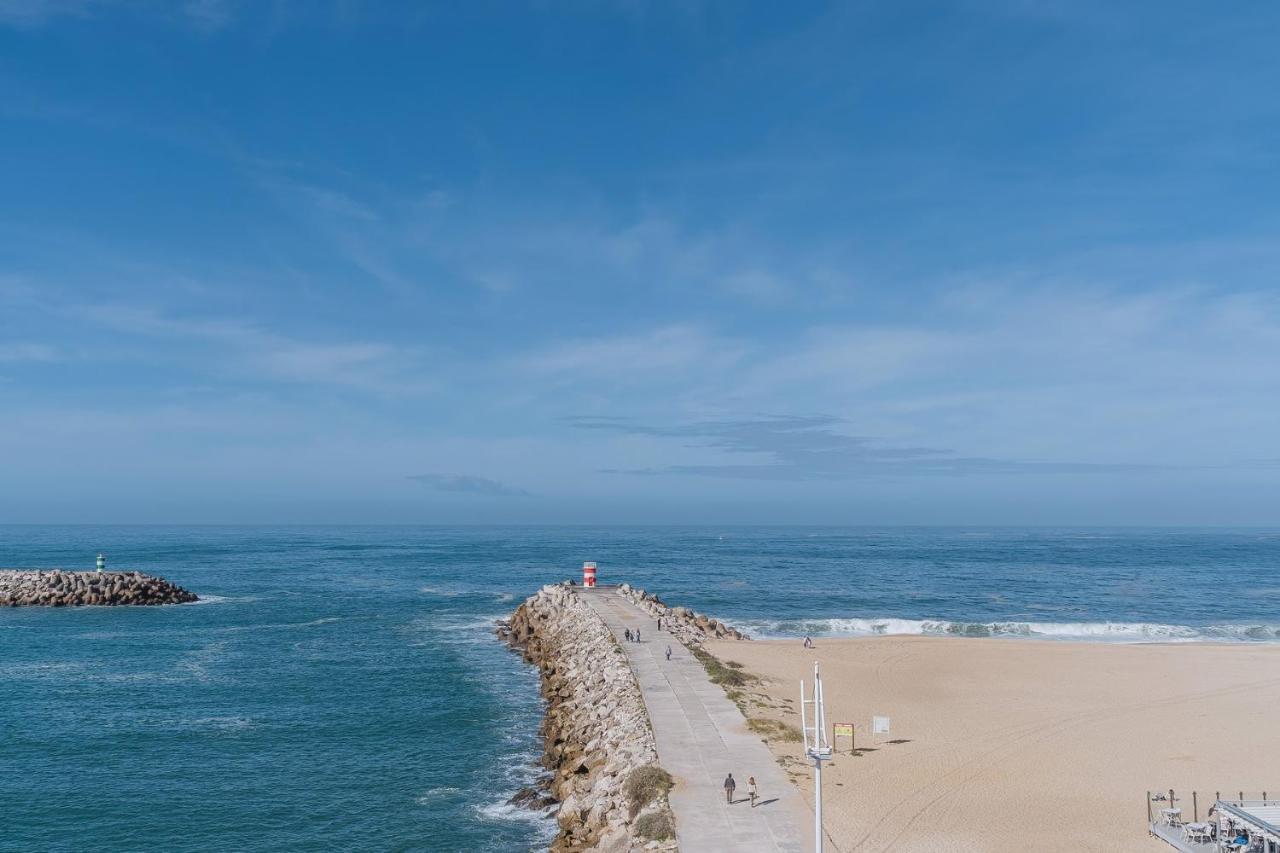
635;628;641;643
724;773;736;804
665;645;672;661
625;628;632;642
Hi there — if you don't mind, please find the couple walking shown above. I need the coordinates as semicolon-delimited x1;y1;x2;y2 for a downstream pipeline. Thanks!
722;773;758;807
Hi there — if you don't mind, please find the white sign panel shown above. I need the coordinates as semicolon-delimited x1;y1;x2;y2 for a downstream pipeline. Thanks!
872;716;891;735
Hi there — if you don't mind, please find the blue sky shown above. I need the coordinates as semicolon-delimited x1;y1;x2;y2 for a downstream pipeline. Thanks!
2;1;1279;524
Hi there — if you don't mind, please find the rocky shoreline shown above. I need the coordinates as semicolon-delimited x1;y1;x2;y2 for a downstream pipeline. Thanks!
0;570;198;607
500;584;678;852
616;583;749;645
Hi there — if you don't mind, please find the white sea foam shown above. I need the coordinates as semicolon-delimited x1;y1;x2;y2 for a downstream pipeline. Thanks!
185;715;254;731
735;617;1280;643
183;594;227;605
415;786;461;805
473;801;558;828
420;586;517;604
405;613;506;647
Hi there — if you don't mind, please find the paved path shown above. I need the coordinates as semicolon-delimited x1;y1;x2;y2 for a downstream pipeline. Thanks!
579;588;812;853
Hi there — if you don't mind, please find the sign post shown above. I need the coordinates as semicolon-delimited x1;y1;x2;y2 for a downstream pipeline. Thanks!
872;715;891;745
833;722;855;754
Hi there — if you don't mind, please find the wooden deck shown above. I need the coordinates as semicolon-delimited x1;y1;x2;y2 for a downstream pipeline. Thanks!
1150;820;1218;852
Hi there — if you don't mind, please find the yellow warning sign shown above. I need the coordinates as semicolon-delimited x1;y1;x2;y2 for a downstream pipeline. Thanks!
833;723;854;738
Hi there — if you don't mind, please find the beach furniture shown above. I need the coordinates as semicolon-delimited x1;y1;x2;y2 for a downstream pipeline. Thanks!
1182;822;1212;843
1152;797;1280;853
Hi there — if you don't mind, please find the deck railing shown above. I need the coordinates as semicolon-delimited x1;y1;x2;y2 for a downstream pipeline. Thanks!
1148;790;1275;825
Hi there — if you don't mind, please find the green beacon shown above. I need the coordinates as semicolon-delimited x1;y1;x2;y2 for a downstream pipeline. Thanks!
96;553;105;574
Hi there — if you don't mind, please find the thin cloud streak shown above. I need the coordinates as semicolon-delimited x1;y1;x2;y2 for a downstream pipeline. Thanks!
407;473;530;497
573;414;1161;480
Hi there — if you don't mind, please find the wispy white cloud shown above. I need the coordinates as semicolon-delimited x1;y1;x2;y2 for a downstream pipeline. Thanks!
0;0;236;29
181;0;233;31
0;342;59;362
520;324;743;380
78;302;434;394
0;0;98;27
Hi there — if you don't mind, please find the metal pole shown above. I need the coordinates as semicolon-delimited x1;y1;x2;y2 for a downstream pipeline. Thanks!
1147;792;1152;824
814;662;824;853
1194;791;1198;822
814;751;823;853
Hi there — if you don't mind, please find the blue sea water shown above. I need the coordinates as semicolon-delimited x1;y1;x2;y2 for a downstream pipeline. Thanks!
3;526;1279;852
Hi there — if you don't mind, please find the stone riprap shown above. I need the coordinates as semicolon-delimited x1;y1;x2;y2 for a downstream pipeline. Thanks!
615;584;749;645
500;583;678;853
0;570;198;607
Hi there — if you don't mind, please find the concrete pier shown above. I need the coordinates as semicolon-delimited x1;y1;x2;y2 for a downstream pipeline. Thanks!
578;586;811;853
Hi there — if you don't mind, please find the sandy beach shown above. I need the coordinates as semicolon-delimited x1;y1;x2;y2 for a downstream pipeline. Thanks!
703;636;1280;853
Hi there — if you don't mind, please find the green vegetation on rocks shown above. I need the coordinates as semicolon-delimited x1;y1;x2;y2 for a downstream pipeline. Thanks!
624;764;673;818
634;810;676;841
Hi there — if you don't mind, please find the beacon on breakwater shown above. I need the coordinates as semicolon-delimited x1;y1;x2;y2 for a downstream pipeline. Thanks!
582;562;597;588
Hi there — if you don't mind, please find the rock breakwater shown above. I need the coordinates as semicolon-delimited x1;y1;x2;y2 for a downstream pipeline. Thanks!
616;583;749;645
500;584;677;852
0;570;198;607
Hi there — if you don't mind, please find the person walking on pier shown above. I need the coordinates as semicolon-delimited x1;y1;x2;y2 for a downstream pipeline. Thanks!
748;776;758;808
665;645;672;661
635;627;641;643
724;773;736;804
625;628;632;643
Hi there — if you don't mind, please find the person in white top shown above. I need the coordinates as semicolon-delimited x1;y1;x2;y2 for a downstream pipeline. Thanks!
747;776;758;807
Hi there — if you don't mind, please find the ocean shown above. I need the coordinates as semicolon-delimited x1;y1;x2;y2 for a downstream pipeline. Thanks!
3;526;1278;852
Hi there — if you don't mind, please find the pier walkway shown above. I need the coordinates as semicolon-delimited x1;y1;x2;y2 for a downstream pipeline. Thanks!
578;587;811;853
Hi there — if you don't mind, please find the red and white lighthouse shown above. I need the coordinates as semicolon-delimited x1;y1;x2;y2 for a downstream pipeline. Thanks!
582;561;597;588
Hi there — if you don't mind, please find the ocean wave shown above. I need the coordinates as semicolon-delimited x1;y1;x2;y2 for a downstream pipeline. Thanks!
415;787;461;805
405;613;507;647
421;586;518;604
412;614;505;632
217;617;342;633
472;801;558;828
109;714;257;732
735;617;1280;643
182;715;255;731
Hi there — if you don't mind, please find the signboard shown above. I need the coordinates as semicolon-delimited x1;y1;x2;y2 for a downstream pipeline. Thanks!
872;716;891;735
833;723;854;739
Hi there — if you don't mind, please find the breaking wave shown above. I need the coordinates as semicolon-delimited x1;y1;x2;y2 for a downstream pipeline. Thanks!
735;617;1280;643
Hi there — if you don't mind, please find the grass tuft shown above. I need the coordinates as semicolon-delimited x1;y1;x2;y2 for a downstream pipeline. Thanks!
634;810;675;840
747;717;804;743
624;764;674;818
690;646;752;687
